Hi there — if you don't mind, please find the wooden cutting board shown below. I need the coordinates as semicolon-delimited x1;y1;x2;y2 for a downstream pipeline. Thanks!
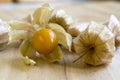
0;1;120;80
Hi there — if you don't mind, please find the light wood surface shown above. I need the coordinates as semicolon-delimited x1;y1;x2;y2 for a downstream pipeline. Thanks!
0;1;120;80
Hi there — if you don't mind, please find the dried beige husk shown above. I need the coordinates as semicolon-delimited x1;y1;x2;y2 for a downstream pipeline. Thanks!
73;21;115;66
105;15;120;47
49;10;73;31
32;3;53;27
41;46;63;62
8;20;33;30
48;23;72;51
0;19;9;50
67;22;89;37
8;20;35;44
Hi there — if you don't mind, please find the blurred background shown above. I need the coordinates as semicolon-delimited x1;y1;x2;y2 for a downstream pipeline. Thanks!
0;0;119;22
0;0;119;3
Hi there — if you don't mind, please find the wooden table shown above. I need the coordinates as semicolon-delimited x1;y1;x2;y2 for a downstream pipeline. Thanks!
0;1;120;80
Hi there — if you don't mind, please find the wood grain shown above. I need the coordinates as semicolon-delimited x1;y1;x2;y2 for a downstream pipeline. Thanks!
0;1;120;80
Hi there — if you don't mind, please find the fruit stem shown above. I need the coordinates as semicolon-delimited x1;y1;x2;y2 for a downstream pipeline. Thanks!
73;46;94;63
73;52;87;63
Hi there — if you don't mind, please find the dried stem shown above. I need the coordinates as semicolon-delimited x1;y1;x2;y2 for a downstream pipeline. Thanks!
73;46;94;63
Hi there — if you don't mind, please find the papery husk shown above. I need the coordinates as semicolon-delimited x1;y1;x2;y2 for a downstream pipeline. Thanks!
48;23;72;51
22;15;32;23
8;20;36;44
49;10;73;31
73;21;115;66
0;19;9;50
8;20;33;30
19;39;36;65
41;46;63;62
32;3;53;27
67;22;89;37
105;15;120;48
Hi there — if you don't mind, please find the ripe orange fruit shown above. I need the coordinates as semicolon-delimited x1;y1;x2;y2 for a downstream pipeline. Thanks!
32;28;58;54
